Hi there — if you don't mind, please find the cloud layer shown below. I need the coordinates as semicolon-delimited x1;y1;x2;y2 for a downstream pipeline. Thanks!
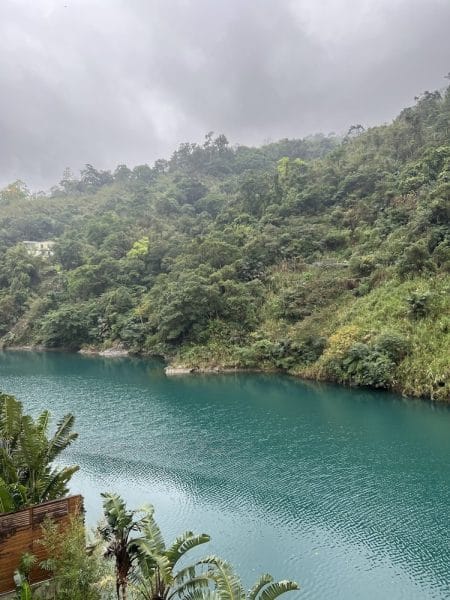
1;0;449;188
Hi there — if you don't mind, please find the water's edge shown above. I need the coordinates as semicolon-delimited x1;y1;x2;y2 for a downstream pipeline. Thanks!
3;344;440;404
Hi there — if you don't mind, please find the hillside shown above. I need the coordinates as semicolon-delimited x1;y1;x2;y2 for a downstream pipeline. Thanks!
0;89;449;401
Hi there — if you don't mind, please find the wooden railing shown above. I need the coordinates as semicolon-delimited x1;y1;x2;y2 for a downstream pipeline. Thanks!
0;495;83;594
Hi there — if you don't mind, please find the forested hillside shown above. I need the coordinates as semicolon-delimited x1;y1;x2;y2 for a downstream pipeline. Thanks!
0;88;449;401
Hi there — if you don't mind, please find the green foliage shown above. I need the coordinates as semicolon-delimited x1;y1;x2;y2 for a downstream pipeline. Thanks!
0;393;79;510
331;342;396;389
97;494;297;600
36;304;96;349
407;291;433;319
195;556;299;600
0;84;449;399
40;516;104;600
13;552;36;600
98;493;211;600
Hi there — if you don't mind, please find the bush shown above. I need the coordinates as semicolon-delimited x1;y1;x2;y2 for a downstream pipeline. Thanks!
407;291;433;319
374;332;410;362
328;342;396;388
237;335;326;370
397;242;435;277
39;516;106;600
323;330;408;389
349;255;377;277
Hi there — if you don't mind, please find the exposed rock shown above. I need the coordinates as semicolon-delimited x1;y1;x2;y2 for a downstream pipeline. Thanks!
99;348;129;357
165;366;195;375
79;346;129;357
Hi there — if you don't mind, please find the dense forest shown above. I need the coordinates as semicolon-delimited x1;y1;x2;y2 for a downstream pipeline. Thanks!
0;87;449;401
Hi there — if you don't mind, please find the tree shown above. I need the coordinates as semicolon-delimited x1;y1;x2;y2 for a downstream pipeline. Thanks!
0;393;79;509
98;494;297;600
98;493;151;600
98;493;211;600
132;508;210;600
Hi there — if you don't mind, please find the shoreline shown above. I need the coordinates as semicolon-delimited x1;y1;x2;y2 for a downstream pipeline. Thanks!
1;345;446;403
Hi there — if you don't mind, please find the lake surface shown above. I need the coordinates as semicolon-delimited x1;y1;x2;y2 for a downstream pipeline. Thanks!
0;351;449;599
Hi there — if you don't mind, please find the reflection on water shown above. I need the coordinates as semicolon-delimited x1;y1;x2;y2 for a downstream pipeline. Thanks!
0;351;449;599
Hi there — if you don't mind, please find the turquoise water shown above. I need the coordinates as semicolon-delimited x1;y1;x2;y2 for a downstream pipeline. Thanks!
0;351;449;599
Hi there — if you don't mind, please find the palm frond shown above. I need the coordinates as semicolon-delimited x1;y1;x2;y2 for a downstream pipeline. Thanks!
140;510;165;554
0;478;16;512
36;410;51;435
0;447;19;484
199;556;244;600
182;588;221;600
166;531;210;567
40;464;79;501
101;492;135;532
258;581;299;600
168;574;212;600
47;413;78;461
248;574;273;600
0;393;23;439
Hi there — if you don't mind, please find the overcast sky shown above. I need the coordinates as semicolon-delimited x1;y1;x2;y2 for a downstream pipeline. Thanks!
1;0;449;189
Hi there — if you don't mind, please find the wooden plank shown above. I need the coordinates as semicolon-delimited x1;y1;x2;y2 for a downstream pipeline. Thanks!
0;495;83;594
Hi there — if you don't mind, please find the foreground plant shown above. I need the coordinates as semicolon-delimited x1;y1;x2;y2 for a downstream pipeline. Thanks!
191;556;300;600
0;392;79;511
98;492;210;600
97;493;156;600
98;493;299;600
40;515;105;600
132;507;210;600
13;552;36;600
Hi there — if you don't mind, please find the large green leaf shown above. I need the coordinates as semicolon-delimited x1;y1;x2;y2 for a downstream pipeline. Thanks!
248;574;273;600
0;478;16;513
0;393;23;447
199;556;244;600
47;413;78;461
181;589;220;600
140;510;165;555
166;531;210;568
40;464;80;501
169;573;212;600
258;581;299;600
36;410;51;435
101;492;136;533
20;581;32;600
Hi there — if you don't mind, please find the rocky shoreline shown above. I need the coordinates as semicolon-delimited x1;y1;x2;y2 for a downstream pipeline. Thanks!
164;365;266;375
78;346;130;357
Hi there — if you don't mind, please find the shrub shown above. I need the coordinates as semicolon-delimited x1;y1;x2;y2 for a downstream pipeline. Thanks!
397;242;435;277
328;342;396;389
40;516;105;600
349;255;377;277
374;332;410;362
407;291;433;319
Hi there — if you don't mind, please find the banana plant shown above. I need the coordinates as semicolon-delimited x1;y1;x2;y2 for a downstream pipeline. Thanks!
0;393;79;510
174;556;299;600
132;507;210;600
98;493;211;600
98;493;154;600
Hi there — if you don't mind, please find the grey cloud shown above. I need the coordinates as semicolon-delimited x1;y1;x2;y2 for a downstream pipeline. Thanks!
0;0;449;188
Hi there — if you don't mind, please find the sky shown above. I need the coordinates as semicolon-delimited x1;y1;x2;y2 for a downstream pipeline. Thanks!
0;0;449;189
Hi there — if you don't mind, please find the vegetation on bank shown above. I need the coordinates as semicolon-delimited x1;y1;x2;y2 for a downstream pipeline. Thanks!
0;86;449;400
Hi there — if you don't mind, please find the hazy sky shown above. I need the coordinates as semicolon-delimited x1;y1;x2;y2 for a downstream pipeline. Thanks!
1;0;449;188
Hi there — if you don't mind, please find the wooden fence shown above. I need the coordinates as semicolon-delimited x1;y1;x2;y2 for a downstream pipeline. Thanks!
0;495;83;595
